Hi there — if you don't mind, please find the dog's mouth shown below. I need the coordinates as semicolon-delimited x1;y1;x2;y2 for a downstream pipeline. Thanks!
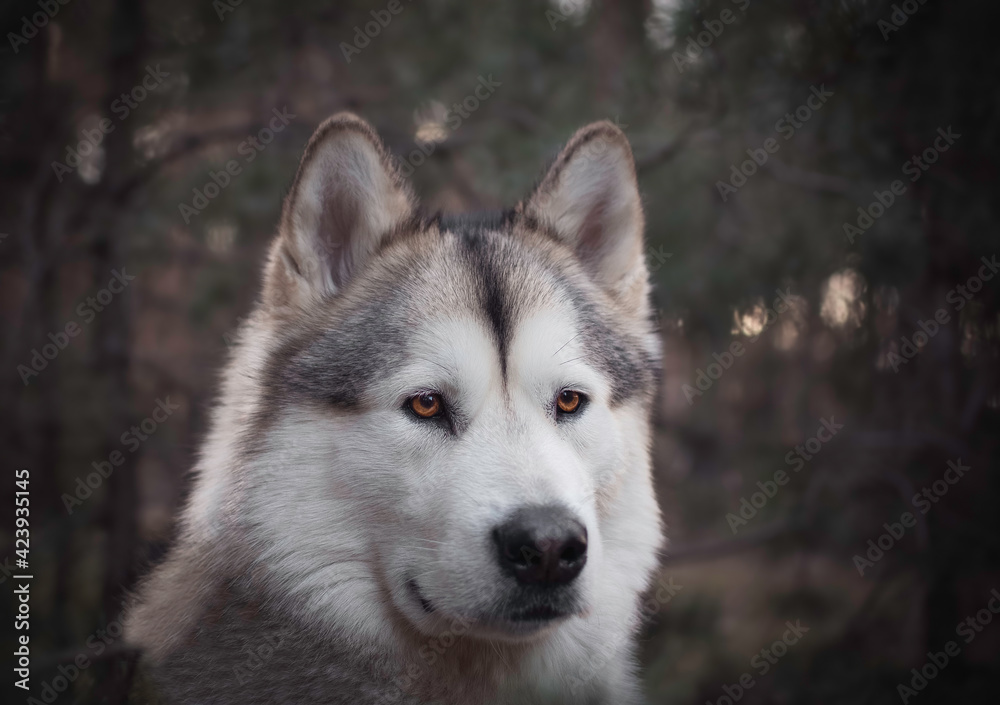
487;589;580;630
503;604;569;622
406;575;578;637
407;577;436;614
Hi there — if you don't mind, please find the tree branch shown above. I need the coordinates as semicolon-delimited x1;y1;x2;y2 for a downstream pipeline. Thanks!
109;126;258;204
659;519;796;566
761;156;855;198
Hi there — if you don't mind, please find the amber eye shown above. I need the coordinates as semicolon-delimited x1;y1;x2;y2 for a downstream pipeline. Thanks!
409;393;444;419
556;390;582;414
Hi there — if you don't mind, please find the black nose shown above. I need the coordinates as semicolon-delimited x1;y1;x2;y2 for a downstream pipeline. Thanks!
493;505;588;586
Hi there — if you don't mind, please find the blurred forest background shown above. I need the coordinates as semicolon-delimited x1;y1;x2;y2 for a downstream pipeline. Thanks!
2;0;999;702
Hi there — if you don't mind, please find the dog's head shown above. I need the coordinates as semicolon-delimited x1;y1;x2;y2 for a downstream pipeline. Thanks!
241;114;661;644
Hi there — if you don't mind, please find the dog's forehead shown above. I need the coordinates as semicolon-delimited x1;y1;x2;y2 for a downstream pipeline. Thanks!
425;218;562;339
403;218;557;317
275;217;653;408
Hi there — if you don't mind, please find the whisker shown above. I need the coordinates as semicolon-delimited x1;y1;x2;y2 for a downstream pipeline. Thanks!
552;332;580;357
414;357;453;376
490;639;510;669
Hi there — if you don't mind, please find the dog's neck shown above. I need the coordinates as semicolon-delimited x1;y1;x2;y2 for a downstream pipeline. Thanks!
141;560;638;705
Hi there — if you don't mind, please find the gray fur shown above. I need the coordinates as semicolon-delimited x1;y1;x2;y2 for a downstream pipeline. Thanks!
126;114;663;704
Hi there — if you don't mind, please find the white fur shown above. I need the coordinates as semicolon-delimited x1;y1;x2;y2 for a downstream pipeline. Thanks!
220;298;661;702
127;115;662;705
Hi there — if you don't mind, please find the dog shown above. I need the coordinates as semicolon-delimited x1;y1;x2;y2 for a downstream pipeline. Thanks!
125;113;664;704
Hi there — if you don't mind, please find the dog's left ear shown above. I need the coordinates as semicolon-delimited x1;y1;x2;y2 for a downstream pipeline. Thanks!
264;113;415;312
521;121;646;302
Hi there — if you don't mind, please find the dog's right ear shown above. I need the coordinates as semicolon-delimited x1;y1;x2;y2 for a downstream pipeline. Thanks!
520;121;646;309
264;113;415;312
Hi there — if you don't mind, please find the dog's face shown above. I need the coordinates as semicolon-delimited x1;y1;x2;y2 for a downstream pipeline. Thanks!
242;115;659;644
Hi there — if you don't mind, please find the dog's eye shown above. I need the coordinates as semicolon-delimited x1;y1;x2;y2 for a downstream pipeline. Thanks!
556;390;584;414
409;393;444;419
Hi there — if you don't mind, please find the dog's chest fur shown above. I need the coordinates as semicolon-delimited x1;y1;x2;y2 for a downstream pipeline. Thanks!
139;574;634;705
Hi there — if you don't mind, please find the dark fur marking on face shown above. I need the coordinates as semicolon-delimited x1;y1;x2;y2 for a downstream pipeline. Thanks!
274;291;408;411
251;211;653;454
555;275;658;407
456;226;517;381
437;212;654;407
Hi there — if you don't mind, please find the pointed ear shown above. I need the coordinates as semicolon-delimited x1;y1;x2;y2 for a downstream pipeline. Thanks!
522;121;646;301
264;113;415;311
